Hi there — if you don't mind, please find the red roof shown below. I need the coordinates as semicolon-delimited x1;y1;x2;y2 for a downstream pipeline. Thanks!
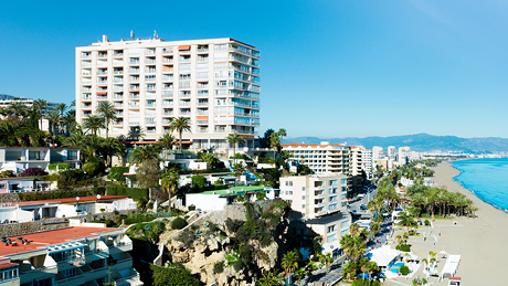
16;195;128;207
0;262;17;269
0;226;117;257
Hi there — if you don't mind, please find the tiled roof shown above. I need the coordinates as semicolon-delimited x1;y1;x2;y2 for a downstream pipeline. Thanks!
15;195;128;207
0;226;117;257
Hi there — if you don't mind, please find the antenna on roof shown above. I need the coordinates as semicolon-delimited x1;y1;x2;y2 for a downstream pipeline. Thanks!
153;30;159;39
130;30;135;40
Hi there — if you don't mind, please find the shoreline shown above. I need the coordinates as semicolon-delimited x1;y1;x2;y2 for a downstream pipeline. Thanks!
427;162;508;286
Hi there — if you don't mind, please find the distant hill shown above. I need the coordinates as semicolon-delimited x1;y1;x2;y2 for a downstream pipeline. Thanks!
283;133;508;153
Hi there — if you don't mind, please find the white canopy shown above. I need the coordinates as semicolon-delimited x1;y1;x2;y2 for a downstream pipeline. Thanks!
368;245;401;267
441;254;461;278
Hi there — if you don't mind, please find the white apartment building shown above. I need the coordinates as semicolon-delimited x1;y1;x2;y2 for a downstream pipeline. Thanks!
279;174;348;219
282;142;351;176
387;146;397;160
351;146;372;179
279;174;350;254
372;146;384;161
398;146;411;165
75;36;260;150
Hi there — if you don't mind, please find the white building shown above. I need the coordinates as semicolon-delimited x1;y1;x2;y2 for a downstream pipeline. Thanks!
75;36;260;150
0;147;80;175
397;146;411;165
279;174;351;255
351;146;372;179
387;146;396;160
0;226;142;286
372;146;384;161
282;142;351;176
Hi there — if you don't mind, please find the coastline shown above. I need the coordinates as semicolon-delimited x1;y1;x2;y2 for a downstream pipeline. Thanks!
428;161;508;286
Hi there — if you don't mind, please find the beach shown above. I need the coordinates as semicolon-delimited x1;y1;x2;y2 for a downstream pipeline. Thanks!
386;161;508;286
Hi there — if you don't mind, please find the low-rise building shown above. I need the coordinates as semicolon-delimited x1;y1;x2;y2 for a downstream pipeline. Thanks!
0;226;142;286
0;195;136;224
0;147;80;175
0;178;55;194
185;185;274;211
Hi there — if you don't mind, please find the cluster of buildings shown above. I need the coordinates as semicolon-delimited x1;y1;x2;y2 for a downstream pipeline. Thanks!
372;145;419;171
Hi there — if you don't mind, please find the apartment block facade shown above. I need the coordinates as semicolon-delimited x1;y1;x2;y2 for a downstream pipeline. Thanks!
282;143;352;176
75;36;260;150
0;226;142;286
0;147;80;175
279;174;350;254
351;146;373;179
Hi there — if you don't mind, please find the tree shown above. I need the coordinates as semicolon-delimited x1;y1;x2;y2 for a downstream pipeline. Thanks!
128;126;145;141
129;145;162;191
161;167;180;205
46;109;61;136
97;101;116;138
158;132;175;151
99;137;125;167
227;133;245;165
83;115;105;136
318;253;333;272
170;117;191;152
32;99;48;130
150;264;199;286
256;270;281;286
281;250;299;282
198;152;220;169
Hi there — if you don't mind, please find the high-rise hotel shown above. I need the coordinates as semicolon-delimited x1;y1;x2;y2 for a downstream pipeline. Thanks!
75;35;260;150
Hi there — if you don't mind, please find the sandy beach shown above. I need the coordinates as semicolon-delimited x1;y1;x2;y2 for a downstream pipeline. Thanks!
385;161;508;286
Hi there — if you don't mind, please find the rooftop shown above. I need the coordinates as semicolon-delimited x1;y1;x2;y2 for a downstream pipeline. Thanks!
283;143;347;149
199;185;266;196
13;195;128;207
0;226;117;257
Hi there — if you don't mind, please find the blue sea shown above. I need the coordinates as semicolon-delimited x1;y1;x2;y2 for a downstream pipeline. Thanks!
452;158;508;211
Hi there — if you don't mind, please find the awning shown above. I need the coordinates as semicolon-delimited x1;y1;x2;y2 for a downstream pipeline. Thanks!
368;245;401;267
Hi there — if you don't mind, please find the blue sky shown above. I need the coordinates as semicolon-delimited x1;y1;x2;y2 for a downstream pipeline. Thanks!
1;0;507;138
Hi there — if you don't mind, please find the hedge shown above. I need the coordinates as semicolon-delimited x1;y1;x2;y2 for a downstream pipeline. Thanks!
14;188;106;202
105;185;149;203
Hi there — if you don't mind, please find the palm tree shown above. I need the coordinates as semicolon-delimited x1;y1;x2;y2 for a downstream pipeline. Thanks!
97;102;116;138
227;133;245;165
169;117;191;152
160;167;180;206
269;128;287;164
46;109;61;136
128;127;145;141
256;270;281;286
318;253;333;272
83;115;105;136
6;102;28;119
129;145;162;192
281;250;299;283
32;99;48;130
99;137;125;167
158;133;175;150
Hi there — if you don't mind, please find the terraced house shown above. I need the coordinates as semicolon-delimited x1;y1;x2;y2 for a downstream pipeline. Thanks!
75;35;260;150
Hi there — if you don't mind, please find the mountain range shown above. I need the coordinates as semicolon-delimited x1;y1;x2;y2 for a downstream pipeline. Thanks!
283;133;508;153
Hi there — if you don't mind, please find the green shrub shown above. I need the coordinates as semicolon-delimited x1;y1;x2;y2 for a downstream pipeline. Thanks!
48;162;70;171
424;219;431;226
396;243;412;252
150;264;199;286
352;280;381;286
16;188;105;202
105;185;149;203
107;166;129;182
191;175;207;189
188;205;196;211
399;265;411;276
213;262;224;274
255;192;266;200
171;217;188;230
83;158;105;176
0;170;15;178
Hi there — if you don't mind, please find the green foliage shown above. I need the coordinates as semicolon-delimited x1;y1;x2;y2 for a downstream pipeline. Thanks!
127;220;166;242
191;175;207;189
213;261;224;274
408;184;476;217
171;217;188;230
15;188;105;202
107;166;129;181
0;170;15;178
396;243;412;252
424;219;431;226
105;185;149;203
399;265;411;276
48;162;70;171
83;157;105;176
150;264;200;286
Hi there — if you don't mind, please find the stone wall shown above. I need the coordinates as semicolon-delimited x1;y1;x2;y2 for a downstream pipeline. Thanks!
0;218;69;237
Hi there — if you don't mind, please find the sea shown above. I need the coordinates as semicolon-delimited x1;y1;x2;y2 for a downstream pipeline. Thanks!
452;157;508;211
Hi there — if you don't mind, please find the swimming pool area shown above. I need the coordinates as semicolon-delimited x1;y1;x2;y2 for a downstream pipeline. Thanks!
389;261;405;273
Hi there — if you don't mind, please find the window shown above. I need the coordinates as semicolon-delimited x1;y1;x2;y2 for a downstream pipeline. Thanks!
327;225;336;233
29;151;42;160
